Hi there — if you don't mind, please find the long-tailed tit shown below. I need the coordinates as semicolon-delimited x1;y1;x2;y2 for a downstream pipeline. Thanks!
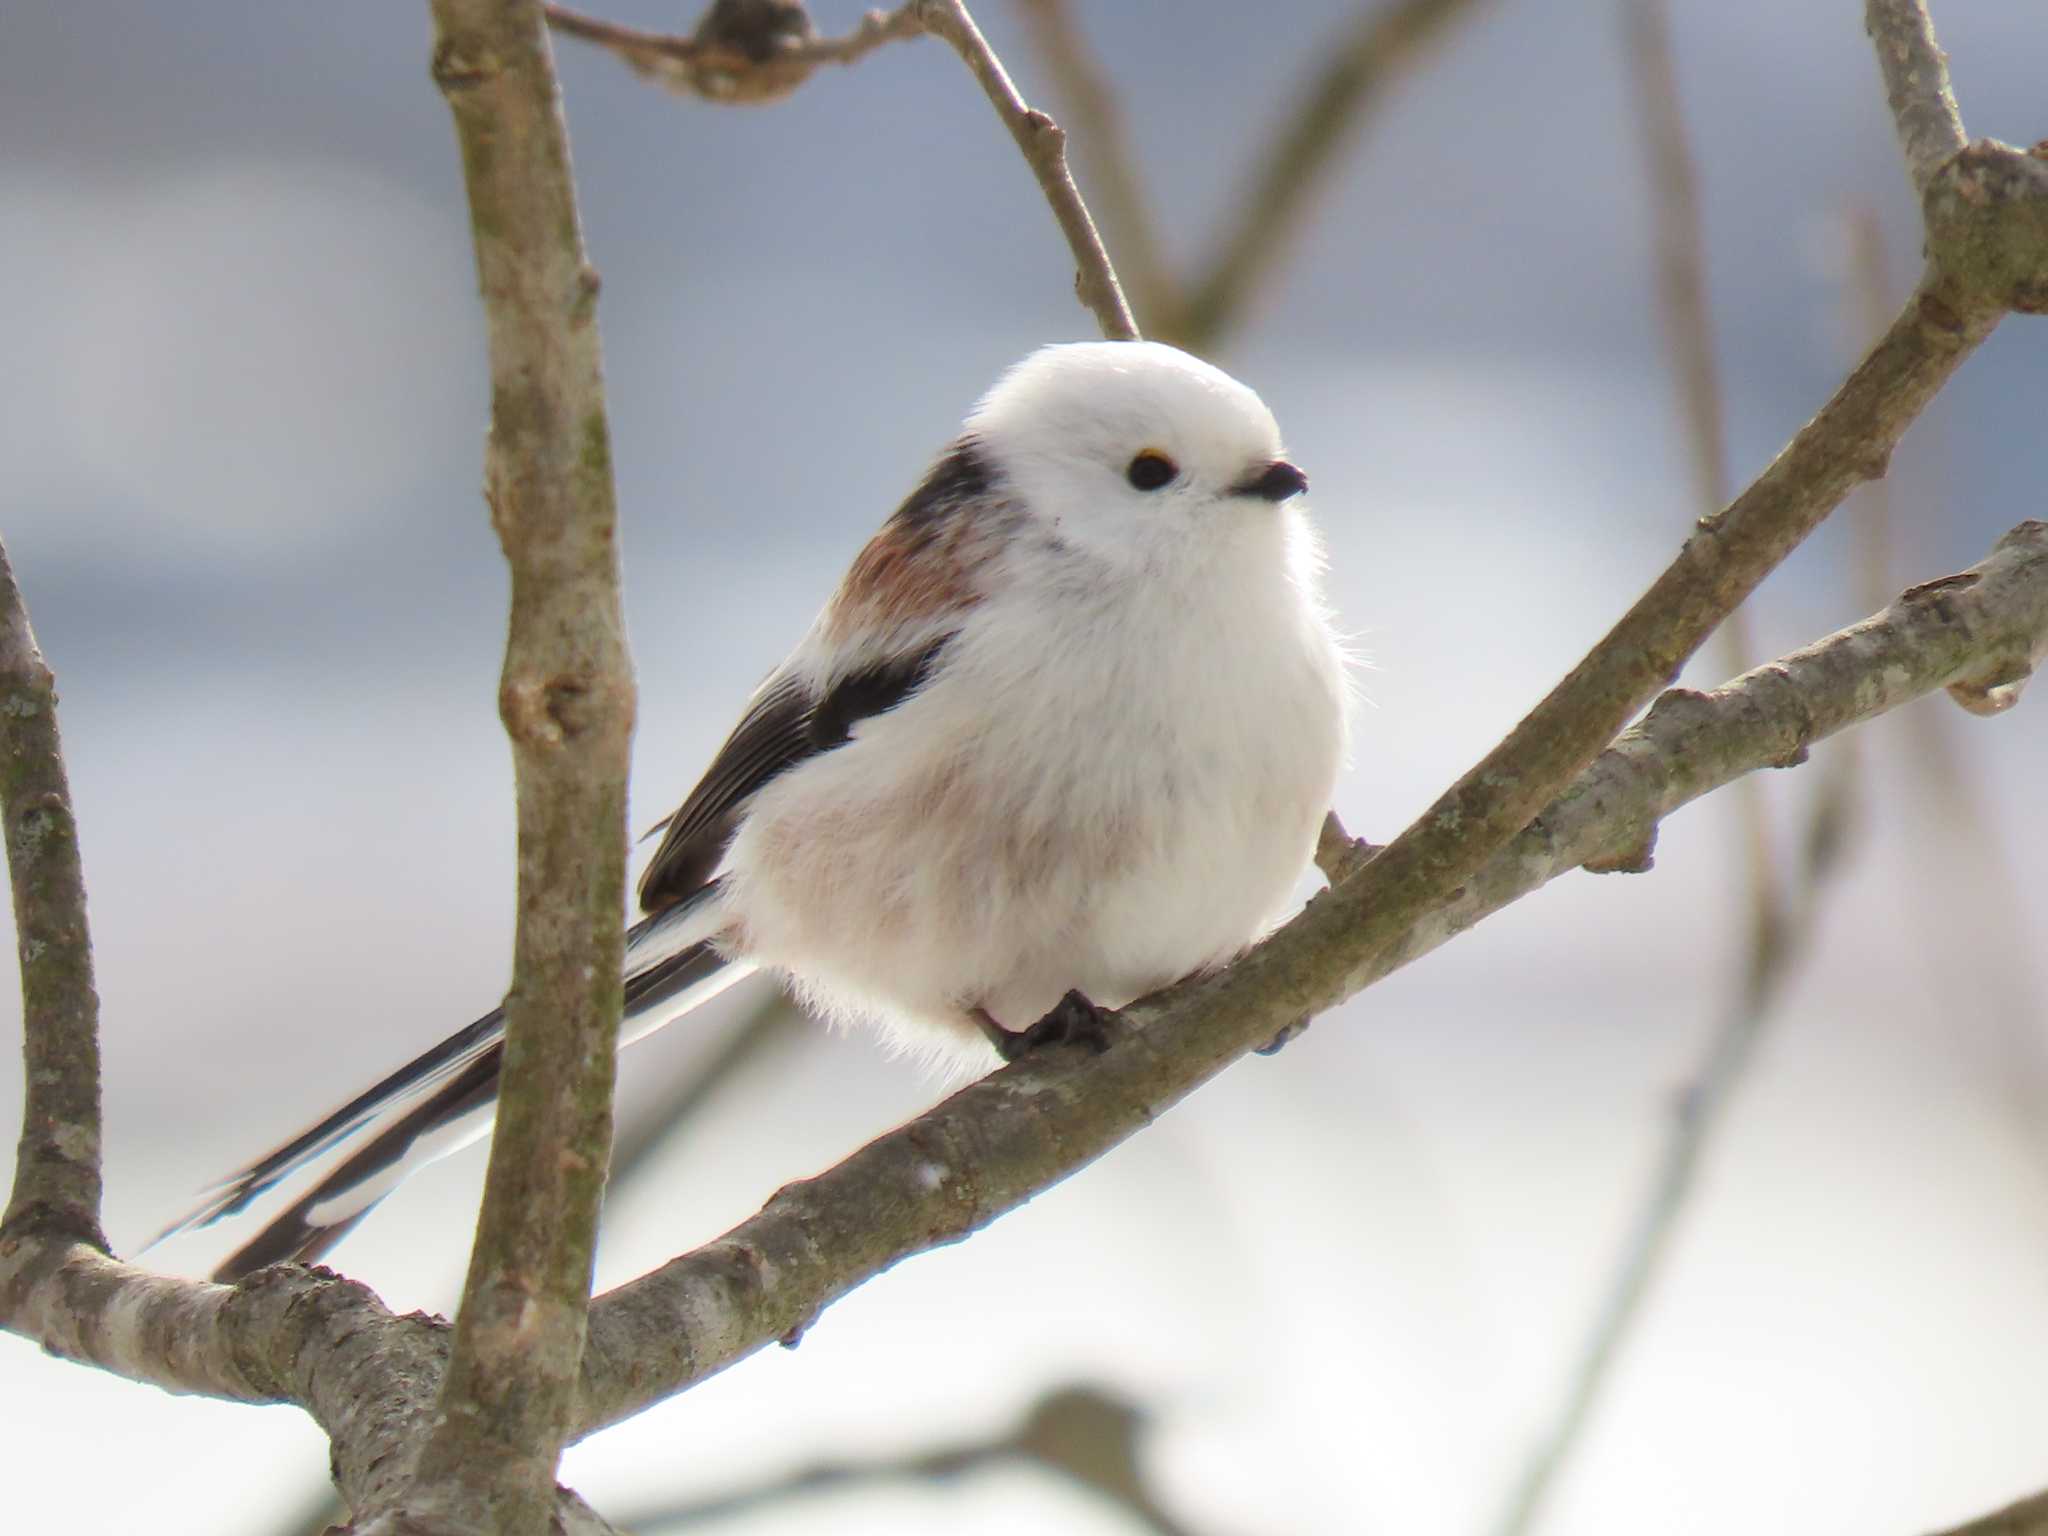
160;340;1351;1279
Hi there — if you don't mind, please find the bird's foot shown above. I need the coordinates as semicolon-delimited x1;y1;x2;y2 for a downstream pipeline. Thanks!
1255;1013;1312;1056
979;990;1117;1063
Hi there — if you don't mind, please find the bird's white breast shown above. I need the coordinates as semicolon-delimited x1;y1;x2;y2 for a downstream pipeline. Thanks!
721;508;1347;1070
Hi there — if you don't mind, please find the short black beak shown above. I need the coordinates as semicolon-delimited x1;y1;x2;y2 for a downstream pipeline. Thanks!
1233;459;1309;502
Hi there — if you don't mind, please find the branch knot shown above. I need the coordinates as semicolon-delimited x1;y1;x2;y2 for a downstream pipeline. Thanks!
1922;139;2048;313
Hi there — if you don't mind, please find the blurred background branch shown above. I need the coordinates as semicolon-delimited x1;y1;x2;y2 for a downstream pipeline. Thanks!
575;512;2048;1436
1492;3;1811;1527
615;1383;1206;1534
1174;0;1496;349
1011;0;1183;334
916;0;1137;338
1017;0;1497;348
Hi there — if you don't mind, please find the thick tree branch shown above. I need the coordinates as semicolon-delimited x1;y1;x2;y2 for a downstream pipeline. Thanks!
1176;0;1496;349
11;522;2041;1442
0;1245;449;1514
414;1;635;1530
0;541;104;1252
544;1;925;105
571;519;2048;1434
915;0;1138;340
1866;0;1967;198
6;517;2042;1488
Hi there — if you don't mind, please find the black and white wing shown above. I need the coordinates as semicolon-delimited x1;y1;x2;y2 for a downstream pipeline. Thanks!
161;643;956;1280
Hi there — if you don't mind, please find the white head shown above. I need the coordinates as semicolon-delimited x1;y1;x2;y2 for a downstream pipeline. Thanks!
964;341;1308;571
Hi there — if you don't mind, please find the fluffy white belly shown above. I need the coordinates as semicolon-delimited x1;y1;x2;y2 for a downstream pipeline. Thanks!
721;569;1346;1068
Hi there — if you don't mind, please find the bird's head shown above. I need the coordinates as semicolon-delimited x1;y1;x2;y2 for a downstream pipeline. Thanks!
964;340;1309;572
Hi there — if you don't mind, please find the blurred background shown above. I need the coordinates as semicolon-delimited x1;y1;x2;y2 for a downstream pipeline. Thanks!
4;1;2047;1532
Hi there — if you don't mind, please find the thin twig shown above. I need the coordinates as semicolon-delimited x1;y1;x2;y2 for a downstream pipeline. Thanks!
545;1;927;105
1010;0;1183;335
1177;0;1497;349
412;1;636;1530
916;0;1138;340
618;1384;1202;1536
572;518;2048;1436
1865;0;1967;198
0;540;105;1251
1494;842;1843;1536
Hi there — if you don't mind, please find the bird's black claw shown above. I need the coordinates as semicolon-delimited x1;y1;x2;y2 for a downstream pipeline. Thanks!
990;990;1116;1062
1255;1014;1312;1056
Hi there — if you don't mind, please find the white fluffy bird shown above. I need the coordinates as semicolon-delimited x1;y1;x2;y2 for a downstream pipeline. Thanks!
163;340;1350;1279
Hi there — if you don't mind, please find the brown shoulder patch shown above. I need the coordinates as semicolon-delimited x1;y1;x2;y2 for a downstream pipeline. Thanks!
824;439;1005;642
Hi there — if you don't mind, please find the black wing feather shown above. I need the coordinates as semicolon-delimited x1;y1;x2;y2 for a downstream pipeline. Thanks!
636;639;954;912
636;674;816;911
634;443;994;911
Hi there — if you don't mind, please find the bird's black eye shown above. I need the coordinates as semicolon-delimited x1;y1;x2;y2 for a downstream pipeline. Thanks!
1126;451;1178;491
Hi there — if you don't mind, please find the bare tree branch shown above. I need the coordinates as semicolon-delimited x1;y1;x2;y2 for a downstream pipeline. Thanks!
570;518;2048;1436
6;518;2043;1483
551;0;1498;352
916;0;1138;339
1176;0;1497;349
558;16;2048;1390
0;542;104;1252
1184;0;2040;1146
545;1;925;105
1866;0;1968;198
7;5;2046;1527
1871;1;2048;320
409;1;636;1529
1010;0;1184;335
0;1247;451;1514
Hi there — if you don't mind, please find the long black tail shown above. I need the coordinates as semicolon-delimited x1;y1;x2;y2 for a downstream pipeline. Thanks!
153;903;744;1280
